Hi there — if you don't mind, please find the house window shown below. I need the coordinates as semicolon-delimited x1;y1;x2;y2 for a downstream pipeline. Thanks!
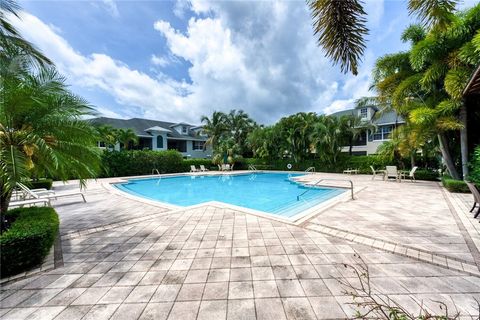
193;141;205;150
182;126;188;134
373;125;393;141
157;135;164;148
360;108;368;119
98;141;106;148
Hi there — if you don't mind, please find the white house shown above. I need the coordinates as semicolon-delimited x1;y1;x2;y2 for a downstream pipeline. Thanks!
331;106;405;155
91;117;212;159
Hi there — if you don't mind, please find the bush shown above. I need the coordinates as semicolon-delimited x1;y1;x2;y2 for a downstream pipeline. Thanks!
101;150;184;177
414;169;439;181
1;207;59;278
469;145;480;184
28;178;53;190
442;176;470;193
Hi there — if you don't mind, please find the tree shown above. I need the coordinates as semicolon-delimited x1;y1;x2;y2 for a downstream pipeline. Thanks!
310;115;345;165
116;128;138;150
201;111;228;152
1;59;101;227
226;109;256;156
307;0;461;75
341;114;376;156
95;125;118;149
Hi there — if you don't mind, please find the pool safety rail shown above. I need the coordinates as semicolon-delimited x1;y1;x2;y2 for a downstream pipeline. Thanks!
248;164;257;171
305;167;316;174
297;178;354;200
152;169;160;176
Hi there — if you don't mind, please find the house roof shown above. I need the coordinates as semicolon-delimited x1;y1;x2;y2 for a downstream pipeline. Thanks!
90;117;206;140
464;65;480;96
330;108;404;125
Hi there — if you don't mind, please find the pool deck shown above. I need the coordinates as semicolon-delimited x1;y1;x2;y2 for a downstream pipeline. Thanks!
1;171;480;319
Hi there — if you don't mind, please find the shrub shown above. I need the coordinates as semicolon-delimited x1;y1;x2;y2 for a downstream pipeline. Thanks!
414;169;439;181
101;150;184;177
28;178;53;190
469;145;480;184
1;207;59;278
442;176;470;193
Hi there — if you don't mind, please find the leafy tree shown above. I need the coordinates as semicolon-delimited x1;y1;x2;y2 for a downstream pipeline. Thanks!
116;128;138;150
226;109;257;155
1;56;101;226
95;125;118;149
310;115;345;165
341;114;376;156
307;0;461;75
201;111;228;152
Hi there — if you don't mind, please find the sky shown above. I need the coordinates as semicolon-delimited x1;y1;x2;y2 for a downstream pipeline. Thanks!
12;0;476;125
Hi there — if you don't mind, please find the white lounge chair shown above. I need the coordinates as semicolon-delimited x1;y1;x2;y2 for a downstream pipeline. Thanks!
385;166;400;182
370;166;385;181
200;165;209;172
9;198;51;208
17;183;86;202
343;168;358;175
400;166;418;182
190;165;200;172
225;164;231;171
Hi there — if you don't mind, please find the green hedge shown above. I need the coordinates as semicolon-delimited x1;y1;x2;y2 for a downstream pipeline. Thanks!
442;176;470;193
101;150;184;177
28;179;53;190
1;207;59;278
415;169;440;181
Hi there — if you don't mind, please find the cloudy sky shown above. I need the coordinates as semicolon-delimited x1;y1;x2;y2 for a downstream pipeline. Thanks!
13;0;476;124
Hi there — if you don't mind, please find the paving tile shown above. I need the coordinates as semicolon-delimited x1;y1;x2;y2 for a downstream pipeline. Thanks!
255;298;287;320
299;279;331;296
71;287;110;305
151;284;181;302
116;272;146;286
170;259;193;271
140;271;167;285
125;285;158;303
1;290;37;308
276;280;305;297
282;297;317;320
110;303;146;320
252;267;275;280
273;266;297;279
139;302;173;320
3;307;37;319
230;268;252;281
308;296;347;319
184;269;209;283
161;271;187;284
167;301;200;320
25;306;65;320
207;269;230;282
202;282;229;300
82;303;120;320
69;274;103;288
292;265;319;279
53;305;92;320
19;288;62;307
176;283;205;301
197;300;227;320
253;280;280;298
227;299;256;320
229;281;254;299
45;288;87;305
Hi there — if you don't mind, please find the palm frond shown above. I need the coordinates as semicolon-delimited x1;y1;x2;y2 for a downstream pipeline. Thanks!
308;0;368;75
444;67;470;99
408;0;457;30
401;24;427;44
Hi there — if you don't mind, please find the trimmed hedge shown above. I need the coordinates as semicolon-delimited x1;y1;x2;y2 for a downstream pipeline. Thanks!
101;150;184;177
28;178;53;190
1;207;59;278
415;169;440;181
441;176;470;193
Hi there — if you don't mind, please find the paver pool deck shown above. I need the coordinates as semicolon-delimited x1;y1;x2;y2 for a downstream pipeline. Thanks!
1;172;480;319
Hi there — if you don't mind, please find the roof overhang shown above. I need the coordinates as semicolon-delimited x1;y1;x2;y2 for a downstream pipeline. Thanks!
463;65;480;96
145;126;171;133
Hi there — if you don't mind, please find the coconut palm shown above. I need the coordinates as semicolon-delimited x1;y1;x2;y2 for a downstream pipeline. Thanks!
1;60;101;225
226;109;256;155
116;128;138;150
95;125;118;149
201;111;228;151
307;0;460;75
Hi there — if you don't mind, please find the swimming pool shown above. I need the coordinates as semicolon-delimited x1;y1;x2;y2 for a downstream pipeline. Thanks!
114;172;345;218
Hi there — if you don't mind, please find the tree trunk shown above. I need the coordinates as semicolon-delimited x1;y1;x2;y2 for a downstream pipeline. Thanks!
410;152;415;168
438;133;460;179
459;104;469;179
0;189;12;234
348;137;353;156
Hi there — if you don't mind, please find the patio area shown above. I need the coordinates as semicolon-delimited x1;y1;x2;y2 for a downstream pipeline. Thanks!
1;172;479;320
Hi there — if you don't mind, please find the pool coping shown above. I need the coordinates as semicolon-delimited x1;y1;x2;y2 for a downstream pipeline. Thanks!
104;170;363;225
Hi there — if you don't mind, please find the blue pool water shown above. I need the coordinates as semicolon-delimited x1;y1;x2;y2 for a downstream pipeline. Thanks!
115;173;345;218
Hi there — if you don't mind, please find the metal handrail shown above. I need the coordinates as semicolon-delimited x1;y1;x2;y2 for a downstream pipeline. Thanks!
305;167;315;173
152;169;160;175
297;178;354;200
248;164;257;171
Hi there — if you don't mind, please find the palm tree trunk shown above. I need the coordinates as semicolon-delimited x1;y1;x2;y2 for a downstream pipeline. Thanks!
410;152;415;168
0;188;12;233
460;104;469;179
438;133;460;179
349;137;353;156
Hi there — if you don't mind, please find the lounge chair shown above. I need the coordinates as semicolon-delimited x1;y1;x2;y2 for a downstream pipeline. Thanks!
400;166;418;182
343;168;358;175
17;182;86;202
190;165;200;172
200;165;209;172
9;198;51;208
225;164;231;171
466;182;480;218
385;166;400;182
370;166;385;180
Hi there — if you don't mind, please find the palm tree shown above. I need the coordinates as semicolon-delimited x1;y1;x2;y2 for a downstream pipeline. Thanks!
201;111;228;151
226;109;256;155
307;0;460;75
116;128;138;150
95;125;118;149
1;62;101;226
341;114;376;156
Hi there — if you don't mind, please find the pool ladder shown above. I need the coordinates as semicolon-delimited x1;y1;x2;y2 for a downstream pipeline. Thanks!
297;178;354;201
248;164;257;171
305;167;315;174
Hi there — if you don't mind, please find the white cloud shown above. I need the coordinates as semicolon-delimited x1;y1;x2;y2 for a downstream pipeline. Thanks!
12;0;384;124
324;99;356;115
101;0;119;18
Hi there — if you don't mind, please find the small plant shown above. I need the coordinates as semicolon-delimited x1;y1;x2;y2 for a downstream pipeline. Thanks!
336;253;479;319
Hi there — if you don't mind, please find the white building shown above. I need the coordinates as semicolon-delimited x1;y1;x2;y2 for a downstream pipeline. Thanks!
91;117;212;159
331;106;405;155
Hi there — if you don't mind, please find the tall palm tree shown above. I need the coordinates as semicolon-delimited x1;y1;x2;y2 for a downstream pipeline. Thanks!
226;109;256;155
307;0;460;75
201;111;228;151
1;60;101;223
116;128;138;150
341;114;376;156
95;125;118;149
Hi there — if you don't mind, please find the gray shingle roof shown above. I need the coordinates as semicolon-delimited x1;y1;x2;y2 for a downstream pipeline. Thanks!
330;108;404;125
89;117;206;140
